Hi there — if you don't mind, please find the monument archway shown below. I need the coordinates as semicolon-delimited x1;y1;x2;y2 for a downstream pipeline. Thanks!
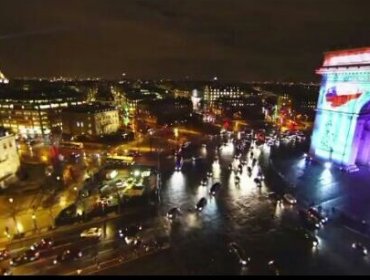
309;47;370;167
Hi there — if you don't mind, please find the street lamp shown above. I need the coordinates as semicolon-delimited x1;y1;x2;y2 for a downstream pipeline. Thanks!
8;198;20;235
174;128;179;148
32;213;38;231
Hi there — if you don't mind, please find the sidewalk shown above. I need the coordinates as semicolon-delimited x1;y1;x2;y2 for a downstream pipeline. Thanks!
266;144;370;224
0;204;147;250
65;242;171;276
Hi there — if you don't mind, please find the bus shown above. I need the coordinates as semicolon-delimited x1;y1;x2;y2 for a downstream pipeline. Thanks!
106;155;135;166
59;141;84;149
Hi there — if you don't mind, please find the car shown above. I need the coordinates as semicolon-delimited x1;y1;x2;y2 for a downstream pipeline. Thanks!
79;189;90;198
304;232;319;248
115;179;124;187
0;249;9;261
201;178;208;186
30;238;54;251
167;207;182;220
267;259;280;275
118;225;143;244
283;194;297;205
70;152;81;160
55;204;79;226
175;157;184;172
254;177;261;184
308;207;328;224
266;192;278;200
210;183;221;196
352;242;368;256
128;151;142;157
202;144;207;148
298;209;321;230
234;154;241;159
228;242;251;266
80;227;102;238
10;250;40;266
196;197;207;212
288;226;319;248
0;268;11;276
53;249;83;264
182;142;191;149
124;178;136;188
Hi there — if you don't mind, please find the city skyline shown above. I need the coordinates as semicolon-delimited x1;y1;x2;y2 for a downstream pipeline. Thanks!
0;0;369;81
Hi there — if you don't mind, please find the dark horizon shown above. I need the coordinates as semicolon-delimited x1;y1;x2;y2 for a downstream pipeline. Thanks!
0;0;369;81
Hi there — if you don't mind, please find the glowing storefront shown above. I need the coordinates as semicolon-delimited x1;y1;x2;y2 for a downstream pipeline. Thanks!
310;47;370;167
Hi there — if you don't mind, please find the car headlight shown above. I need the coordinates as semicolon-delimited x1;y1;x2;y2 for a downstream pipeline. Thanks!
53;259;58;265
363;249;368;255
313;241;318;247
352;243;356;248
241;260;247;265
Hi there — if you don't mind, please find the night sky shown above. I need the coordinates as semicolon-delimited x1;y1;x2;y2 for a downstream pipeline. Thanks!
0;0;369;81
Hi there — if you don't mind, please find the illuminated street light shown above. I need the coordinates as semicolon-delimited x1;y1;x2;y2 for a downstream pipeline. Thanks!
324;162;332;169
8;197;20;235
174;128;179;138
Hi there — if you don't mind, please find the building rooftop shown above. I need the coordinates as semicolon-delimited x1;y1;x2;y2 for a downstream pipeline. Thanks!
0;86;83;101
322;47;370;67
62;103;117;114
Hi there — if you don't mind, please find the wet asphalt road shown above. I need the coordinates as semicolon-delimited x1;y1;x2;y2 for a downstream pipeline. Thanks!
100;135;370;275
7;134;370;275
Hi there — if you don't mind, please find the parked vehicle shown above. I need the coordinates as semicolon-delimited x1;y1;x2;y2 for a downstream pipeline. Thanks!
196;197;207;211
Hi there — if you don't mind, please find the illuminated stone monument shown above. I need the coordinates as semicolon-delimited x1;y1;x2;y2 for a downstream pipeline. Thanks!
310;47;370;168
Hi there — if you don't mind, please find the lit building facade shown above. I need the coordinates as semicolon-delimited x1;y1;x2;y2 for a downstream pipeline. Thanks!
310;47;370;167
0;87;85;137
204;85;244;108
0;130;20;188
61;103;120;136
